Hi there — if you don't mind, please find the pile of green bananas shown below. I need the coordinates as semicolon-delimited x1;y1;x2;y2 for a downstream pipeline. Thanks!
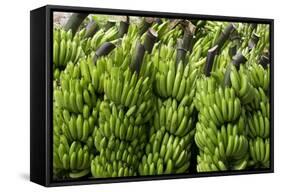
53;13;271;180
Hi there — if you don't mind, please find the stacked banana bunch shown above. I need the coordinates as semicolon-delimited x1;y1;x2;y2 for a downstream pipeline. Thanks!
91;68;154;177
194;22;270;172
91;99;148;177
248;26;270;168
138;33;199;175
53;18;127;180
53;57;100;178
229;23;271;169
228;63;270;169
194;81;249;171
90;22;155;177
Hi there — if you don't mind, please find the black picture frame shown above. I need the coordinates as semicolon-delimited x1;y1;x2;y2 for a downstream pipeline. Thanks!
30;4;274;187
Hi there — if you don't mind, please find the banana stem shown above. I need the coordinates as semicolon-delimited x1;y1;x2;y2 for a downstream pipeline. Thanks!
64;13;88;35
215;23;236;51
232;52;247;67
104;20;116;31
248;33;260;50
229;44;237;58
118;16;130;38
130;41;145;74
143;28;158;53
176;39;187;65
85;21;99;38
182;30;194;52
224;52;247;86
260;55;269;68
155;18;162;24
139;17;154;36
204;45;218;76
93;42;116;63
250;23;257;30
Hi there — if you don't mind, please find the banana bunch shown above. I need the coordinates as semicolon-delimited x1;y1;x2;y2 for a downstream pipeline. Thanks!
194;76;217;110
91;98;148;177
97;100;147;141
92;127;145;177
89;22;157;178
229;23;270;169
204;21;226;34
197;87;242;126
140;30;200;175
79;32;142;95
248;63;270;91
89;26;118;51
250;24;269;56
91;60;153;177
139;152;167;175
91;156;137;178
87;25;141;93
153;98;194;136
54;107;97;145
248;108;270;139
194;73;249;171
67;20;119;56
79;26;119;55
237;23;269;54
229;65;257;104
53;28;85;78
103;67;154;123
249;138;270;168
204;21;232;48
152;22;183;45
57;55;109;94
53;59;98;145
246;67;270;168
54;68;97;113
210;44;233;72
195;21;271;172
119;23;139;52
53;57;100;178
192;32;214;57
151;20;169;39
93;123;146;159
53;134;94;178
246;88;268;112
246;93;270;169
195;119;249;171
77;56;108;94
139;128;194;175
236;23;256;48
153;43;198;100
192;22;237;69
